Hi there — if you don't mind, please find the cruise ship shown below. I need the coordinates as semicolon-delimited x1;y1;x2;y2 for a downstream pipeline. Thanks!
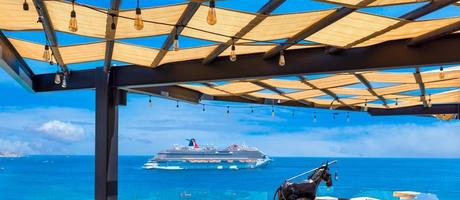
143;139;271;170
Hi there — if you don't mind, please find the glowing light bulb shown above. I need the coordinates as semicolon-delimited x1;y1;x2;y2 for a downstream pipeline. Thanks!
134;7;144;30
207;0;217;25
43;45;50;62
279;51;286;67
54;71;61;85
69;10;78;32
173;34;179;51
23;0;29;11
230;44;236;62
439;66;445;80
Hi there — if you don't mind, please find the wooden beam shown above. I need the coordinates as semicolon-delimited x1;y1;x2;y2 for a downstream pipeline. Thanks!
33;33;460;92
150;2;201;68
263;0;376;59
413;67;428;107
369;104;460;116
95;67;120;200
0;31;34;91
297;76;356;110
252;81;314;107
354;73;389;108
408;21;460;46
328;0;457;53
103;0;121;73
202;82;261;102
32;0;68;73
202;0;286;64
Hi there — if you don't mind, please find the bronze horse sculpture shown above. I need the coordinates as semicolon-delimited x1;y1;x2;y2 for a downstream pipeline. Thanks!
274;161;337;200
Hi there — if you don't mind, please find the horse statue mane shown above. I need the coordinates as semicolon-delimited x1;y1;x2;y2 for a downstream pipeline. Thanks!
274;161;336;200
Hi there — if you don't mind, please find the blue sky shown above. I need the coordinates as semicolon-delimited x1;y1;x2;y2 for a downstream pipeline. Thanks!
0;0;459;157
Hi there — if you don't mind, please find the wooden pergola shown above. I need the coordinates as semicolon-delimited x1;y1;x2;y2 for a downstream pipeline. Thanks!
1;0;460;199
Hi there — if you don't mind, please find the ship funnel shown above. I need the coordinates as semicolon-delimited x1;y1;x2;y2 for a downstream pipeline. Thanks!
186;138;199;149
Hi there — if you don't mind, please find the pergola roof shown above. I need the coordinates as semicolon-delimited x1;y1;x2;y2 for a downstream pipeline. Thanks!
1;0;460;117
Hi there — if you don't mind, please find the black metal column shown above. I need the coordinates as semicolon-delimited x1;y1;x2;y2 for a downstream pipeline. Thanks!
95;67;118;200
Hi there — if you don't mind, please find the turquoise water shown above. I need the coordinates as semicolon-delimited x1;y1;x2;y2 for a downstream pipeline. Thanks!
0;156;459;200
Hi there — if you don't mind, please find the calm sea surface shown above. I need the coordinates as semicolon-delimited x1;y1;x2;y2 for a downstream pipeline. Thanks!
0;156;458;200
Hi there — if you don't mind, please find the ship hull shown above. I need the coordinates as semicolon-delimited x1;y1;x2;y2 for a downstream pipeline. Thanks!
143;158;271;170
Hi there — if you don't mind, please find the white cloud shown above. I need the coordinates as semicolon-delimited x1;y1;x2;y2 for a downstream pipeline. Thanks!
0;138;35;154
35;120;86;142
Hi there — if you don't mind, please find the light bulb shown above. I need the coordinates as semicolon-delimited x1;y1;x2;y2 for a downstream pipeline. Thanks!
173;34;179;51
363;100;368;111
69;10;78;32
148;98;152;108
61;74;67;88
207;0;217;25
313;115;317;123
439;66;445;80
23;0;29;11
230;44;236;62
279;51;286;67
428;94;432;108
271;110;275;118
134;8;144;30
54;72;61;85
395;98;398;106
43;45;50;62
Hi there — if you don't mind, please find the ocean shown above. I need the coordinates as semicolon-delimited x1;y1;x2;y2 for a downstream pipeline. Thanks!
0;156;459;200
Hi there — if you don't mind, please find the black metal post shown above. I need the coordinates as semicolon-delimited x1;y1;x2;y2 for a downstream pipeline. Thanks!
95;67;119;200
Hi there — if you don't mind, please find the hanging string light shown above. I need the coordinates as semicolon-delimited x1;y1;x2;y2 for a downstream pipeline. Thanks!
134;0;144;30
346;112;350;123
173;27;179;51
207;0;217;25
148;96;152;108
202;104;205;112
23;0;29;11
69;0;78;32
176;100;179;108
332;113;336;120
439;66;445;80
363;99;368;111
250;106;254;113
110;15;116;30
279;50;286;67
61;72;68;88
54;68;61;85
43;43;51;62
428;94;432;108
313;112;317;123
271;105;275;118
226;106;230;115
292;110;295;118
395;98;398;107
230;38;237;62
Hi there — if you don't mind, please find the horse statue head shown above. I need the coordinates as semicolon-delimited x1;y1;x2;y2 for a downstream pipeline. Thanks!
275;161;337;200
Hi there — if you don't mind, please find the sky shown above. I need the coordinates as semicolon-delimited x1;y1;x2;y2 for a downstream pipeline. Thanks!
1;0;460;157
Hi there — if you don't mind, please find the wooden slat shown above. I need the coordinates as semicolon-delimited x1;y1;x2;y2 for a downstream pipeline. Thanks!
328;0;457;53
202;0;286;64
103;0;121;73
202;82;260;102
408;21;460;46
414;67;428;107
263;0;376;59
150;2;202;68
298;76;357;110
354;73;389;108
252;81;314;107
32;0;68;72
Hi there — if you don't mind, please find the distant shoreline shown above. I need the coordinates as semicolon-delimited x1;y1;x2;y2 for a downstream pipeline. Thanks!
10;155;460;159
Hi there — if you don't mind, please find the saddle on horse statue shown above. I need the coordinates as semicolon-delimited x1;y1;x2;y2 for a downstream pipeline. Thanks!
274;160;338;200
